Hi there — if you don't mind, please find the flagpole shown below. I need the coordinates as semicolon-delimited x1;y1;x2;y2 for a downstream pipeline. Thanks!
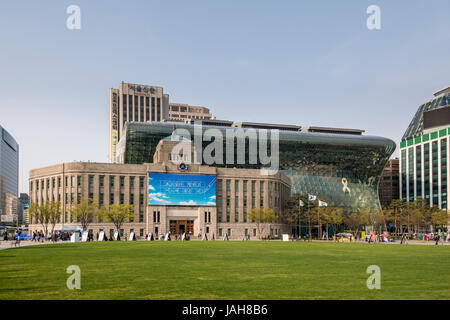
308;196;311;242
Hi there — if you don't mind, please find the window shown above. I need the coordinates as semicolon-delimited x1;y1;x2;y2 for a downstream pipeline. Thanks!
157;98;161;120
140;229;144;237
227;228;231;236
218;228;222;237
151;97;155;121
120;176;125;187
130;194;134;205
120;193;124;204
100;176;104;187
77;176;81;187
130;176;134;188
139;177;144;188
89;175;94;187
253;229;256;237
110;176;115;187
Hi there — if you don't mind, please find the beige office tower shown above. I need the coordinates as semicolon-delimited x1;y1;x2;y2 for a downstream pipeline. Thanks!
168;103;213;121
109;82;170;163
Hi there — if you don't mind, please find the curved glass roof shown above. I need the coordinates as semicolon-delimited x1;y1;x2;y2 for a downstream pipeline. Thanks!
118;122;395;210
402;94;450;141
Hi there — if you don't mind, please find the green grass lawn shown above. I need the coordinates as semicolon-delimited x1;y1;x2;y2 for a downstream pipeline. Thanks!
0;241;449;300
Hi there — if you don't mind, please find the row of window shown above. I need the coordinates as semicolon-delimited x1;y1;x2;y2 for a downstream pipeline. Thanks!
401;138;448;208
32;175;146;190
216;179;282;223
122;94;161;123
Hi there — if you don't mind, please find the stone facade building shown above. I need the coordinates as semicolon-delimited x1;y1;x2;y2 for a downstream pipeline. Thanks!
29;140;291;240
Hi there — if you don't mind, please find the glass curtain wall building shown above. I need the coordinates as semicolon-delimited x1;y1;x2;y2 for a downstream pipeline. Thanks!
116;122;395;211
0;125;19;224
400;86;450;209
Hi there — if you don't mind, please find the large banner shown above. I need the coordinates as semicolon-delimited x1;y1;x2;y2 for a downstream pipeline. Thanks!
148;173;216;206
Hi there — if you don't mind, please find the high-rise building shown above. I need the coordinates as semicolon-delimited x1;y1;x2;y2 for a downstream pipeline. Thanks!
0;125;19;225
108;82;214;163
399;85;450;209
109;82;170;163
17;193;29;226
378;158;399;207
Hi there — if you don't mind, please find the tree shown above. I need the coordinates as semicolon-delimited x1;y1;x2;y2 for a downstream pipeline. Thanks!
344;207;369;239
100;204;134;234
46;201;61;237
28;202;46;235
70;198;100;231
370;209;387;234
327;207;344;238
247;208;277;239
388;199;406;235
316;206;335;240
28;201;61;239
431;208;448;231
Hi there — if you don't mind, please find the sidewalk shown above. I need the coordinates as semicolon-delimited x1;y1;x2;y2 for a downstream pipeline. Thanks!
0;240;61;250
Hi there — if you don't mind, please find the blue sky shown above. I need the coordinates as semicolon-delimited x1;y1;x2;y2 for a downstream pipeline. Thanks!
0;1;449;193
148;173;216;206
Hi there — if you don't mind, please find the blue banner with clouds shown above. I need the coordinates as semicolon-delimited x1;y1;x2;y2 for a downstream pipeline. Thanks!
148;173;216;206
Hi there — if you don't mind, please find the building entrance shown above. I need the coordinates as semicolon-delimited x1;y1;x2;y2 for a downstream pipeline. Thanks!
170;220;194;235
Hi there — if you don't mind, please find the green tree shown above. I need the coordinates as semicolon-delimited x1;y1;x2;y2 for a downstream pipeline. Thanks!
388;199;406;235
46;201;62;237
28;201;61;238
328;207;344;237
100;204;134;234
70;198;100;231
431;208;448;231
247;208;277;239
345;207;369;239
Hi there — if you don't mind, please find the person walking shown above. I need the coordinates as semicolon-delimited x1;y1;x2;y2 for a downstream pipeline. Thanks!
400;233;408;244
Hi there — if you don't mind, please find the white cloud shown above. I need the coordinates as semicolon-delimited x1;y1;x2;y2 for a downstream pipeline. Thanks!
149;192;168;198
179;200;196;206
149;196;171;204
209;195;216;200
148;185;155;191
207;201;216;205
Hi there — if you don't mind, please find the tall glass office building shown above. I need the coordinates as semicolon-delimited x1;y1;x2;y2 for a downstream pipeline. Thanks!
399;86;450;209
116;121;395;211
0;125;19;224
